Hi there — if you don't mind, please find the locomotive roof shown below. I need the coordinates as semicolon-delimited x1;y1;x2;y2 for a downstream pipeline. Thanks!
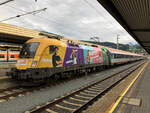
26;37;67;47
27;36;143;57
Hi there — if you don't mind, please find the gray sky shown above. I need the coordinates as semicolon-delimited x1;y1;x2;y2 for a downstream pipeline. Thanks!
0;0;138;44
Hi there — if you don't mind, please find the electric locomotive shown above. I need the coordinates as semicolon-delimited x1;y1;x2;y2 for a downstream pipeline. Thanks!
9;37;111;83
8;34;143;84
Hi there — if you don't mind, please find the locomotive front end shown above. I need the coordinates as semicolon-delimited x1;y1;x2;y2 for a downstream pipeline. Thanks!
9;40;41;81
17;42;39;70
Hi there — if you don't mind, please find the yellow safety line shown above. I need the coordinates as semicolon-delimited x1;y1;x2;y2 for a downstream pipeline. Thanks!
109;61;149;113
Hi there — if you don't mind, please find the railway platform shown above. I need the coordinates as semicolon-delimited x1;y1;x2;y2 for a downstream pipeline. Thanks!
119;60;150;113
0;62;15;69
0;62;15;76
83;60;150;113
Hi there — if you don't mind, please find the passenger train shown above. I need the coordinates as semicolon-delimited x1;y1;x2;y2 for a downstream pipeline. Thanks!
0;50;19;62
8;34;144;84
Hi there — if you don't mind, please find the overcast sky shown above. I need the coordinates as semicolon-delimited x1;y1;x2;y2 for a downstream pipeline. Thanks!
0;0;138;44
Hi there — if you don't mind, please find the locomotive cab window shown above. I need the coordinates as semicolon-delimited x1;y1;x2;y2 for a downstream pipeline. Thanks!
19;42;39;58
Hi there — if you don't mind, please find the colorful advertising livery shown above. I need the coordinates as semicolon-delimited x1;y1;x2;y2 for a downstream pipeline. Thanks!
16;38;112;70
48;41;105;68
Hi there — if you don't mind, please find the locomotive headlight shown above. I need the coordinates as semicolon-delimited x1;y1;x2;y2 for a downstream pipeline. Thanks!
31;61;37;67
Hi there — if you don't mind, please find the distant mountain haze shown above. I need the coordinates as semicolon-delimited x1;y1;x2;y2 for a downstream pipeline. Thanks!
81;40;144;53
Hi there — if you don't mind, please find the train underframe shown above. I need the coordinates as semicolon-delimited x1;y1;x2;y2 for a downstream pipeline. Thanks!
8;59;143;85
9;63;104;83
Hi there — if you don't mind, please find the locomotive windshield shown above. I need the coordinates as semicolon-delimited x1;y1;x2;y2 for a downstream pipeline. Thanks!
19;42;39;58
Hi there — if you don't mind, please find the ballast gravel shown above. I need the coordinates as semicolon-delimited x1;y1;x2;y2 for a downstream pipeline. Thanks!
0;62;140;113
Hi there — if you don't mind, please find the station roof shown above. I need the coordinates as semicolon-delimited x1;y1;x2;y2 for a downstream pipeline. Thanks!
0;44;21;49
0;22;41;44
97;0;150;54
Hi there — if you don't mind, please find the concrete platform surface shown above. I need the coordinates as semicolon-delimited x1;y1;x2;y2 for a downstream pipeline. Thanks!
121;60;150;113
0;62;15;69
0;62;15;76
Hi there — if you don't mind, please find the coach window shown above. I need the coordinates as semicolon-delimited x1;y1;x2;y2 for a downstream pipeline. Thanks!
10;55;15;58
111;54;114;59
123;55;125;58
117;54;119;59
114;54;116;58
0;54;4;58
117;54;120;58
120;54;122;58
119;54;121;58
117;54;119;58
116;54;118;58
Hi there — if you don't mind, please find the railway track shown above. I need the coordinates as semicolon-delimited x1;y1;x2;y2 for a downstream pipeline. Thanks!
0;61;144;105
0;86;33;102
24;60;145;113
0;61;139;103
0;81;61;102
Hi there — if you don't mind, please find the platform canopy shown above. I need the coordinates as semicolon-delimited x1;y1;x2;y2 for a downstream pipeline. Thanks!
97;0;150;54
0;22;41;44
